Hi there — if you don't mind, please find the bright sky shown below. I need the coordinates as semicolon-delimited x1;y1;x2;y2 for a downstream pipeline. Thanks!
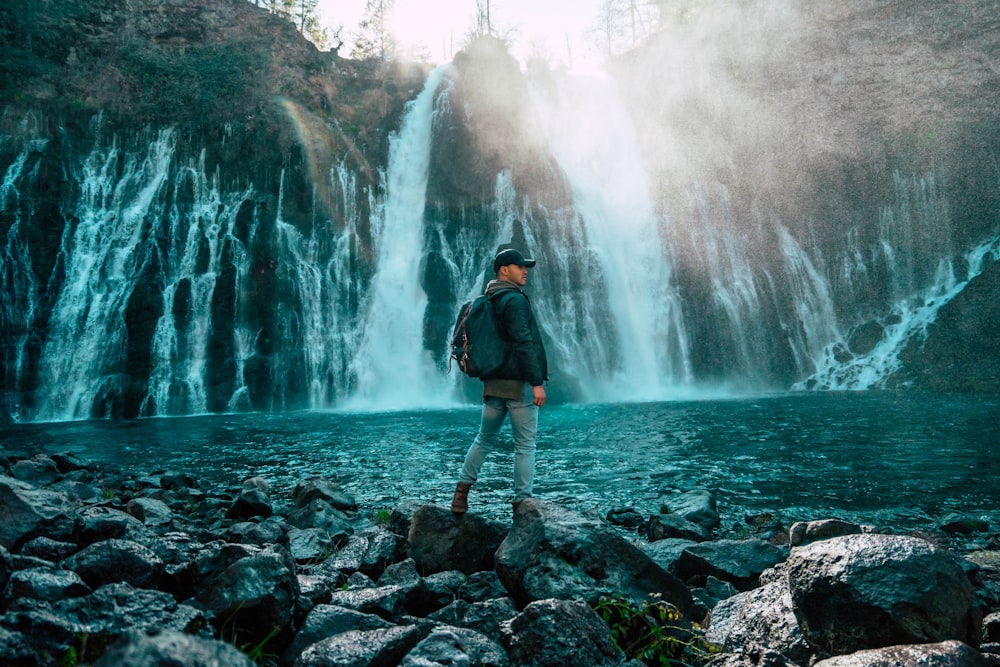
317;0;606;71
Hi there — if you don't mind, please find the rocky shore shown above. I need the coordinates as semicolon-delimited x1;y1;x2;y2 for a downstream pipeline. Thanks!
1;448;998;666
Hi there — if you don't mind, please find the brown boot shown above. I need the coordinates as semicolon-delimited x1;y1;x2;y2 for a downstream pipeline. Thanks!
451;483;472;514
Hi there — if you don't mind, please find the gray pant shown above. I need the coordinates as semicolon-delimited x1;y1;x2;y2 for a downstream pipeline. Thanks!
459;388;538;502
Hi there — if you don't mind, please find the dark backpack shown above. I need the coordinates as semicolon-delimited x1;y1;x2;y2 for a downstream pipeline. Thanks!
449;289;514;378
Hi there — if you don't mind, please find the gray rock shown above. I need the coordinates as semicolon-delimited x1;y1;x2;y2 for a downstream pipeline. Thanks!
408;504;508;575
288;527;337;564
94;628;256;667
495;498;692;612
660;488;721;531
673;539;787;590
3;568;90;605
75;505;150;545
378;557;423;589
326;584;408;621
788;519;864;547
704;581;812;664
292;476;358;512
194;544;299;642
126;497;174;526
322;526;403;580
283;604;395;665
984;612;1000;643
458;570;507;602
606;507;645;530
225;518;289;545
639;537;698;573
403;626;508;667
648;512;713;542
287;498;355;533
18;536;79;562
9;455;61;486
0;625;35;666
295;625;422;667
811;639;989;667
503;598;624;667
0;475;76;549
62;538;164;589
786;533;982;653
460;598;519;640
226;476;273;520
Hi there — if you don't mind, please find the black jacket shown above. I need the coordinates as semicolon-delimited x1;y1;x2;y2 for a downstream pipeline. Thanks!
486;283;548;387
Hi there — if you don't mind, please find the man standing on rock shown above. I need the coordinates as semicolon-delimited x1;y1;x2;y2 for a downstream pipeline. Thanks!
451;248;548;516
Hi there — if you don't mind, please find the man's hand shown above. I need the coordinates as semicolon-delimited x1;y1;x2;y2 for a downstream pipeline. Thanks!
532;385;546;407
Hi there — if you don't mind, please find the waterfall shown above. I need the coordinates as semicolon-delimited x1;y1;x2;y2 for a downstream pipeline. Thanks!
529;74;691;400
345;66;455;410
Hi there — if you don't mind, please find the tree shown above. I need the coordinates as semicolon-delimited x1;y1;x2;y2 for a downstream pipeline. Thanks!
592;0;660;57
352;0;398;61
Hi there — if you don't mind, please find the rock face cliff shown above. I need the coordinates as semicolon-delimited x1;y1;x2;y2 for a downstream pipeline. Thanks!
1;0;998;422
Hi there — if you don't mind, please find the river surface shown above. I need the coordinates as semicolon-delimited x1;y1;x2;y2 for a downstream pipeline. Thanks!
3;392;997;532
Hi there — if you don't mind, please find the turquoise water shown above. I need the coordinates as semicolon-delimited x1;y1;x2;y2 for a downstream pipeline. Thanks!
3;392;998;532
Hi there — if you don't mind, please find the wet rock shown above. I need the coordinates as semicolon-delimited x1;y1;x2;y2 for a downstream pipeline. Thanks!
495;498;693;613
811;639;989;667
326;584;409;621
283;604;395;665
985;612;1000;642
3;567;90;606
193;544;299;642
502;598;623;667
287;498;355;534
159;471;202;491
705;580;812;665
459;570;508;602
94;627;256;667
288;527;338;564
673;539;788;591
408;504;508;575
320;526;403;580
389;499;424;537
640;537;697;572
292;476;358;513
410;570;467;616
126;497;174;526
692;575;739;610
941;515;992;535
786;533;982;653
660;489;721;532
225;518;289;545
456;598;519;641
378;557;423;589
648;511;713;542
9;455;61;485
74;505;149;545
0;625;35;666
789;519;865;547
19;536;79;562
62;538;164;589
0;476;77;549
0;546;11;592
295;625;422;667
404;626;508;667
606;506;645;530
226;476;273;520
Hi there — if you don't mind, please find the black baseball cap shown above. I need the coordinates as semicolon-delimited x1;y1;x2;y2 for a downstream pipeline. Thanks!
493;249;537;273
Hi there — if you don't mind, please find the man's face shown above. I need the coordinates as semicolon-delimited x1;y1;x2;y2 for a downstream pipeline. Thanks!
500;263;529;286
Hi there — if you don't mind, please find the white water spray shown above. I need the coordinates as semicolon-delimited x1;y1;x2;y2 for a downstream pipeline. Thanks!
346;66;455;410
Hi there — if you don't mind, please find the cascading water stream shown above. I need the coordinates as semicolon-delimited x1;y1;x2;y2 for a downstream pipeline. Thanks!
529;74;691;400
345;66;456;410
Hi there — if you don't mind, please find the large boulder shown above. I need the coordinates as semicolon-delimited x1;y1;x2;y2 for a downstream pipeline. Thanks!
495;499;692;612
295;625;422;667
292;476;358;513
62;538;164;589
705;579;812;665
94;628;256;667
673;539;788;591
403;626;508;667
407;504;508;575
193;544;299;643
502;598;623;667
811;639;990;667
283;604;395;665
0;476;77;549
786;534;982;654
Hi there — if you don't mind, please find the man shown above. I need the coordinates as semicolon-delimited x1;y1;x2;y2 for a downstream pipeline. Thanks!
451;248;548;515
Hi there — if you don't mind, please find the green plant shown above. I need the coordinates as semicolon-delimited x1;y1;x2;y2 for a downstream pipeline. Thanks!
240;625;280;667
595;593;720;667
372;508;392;527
